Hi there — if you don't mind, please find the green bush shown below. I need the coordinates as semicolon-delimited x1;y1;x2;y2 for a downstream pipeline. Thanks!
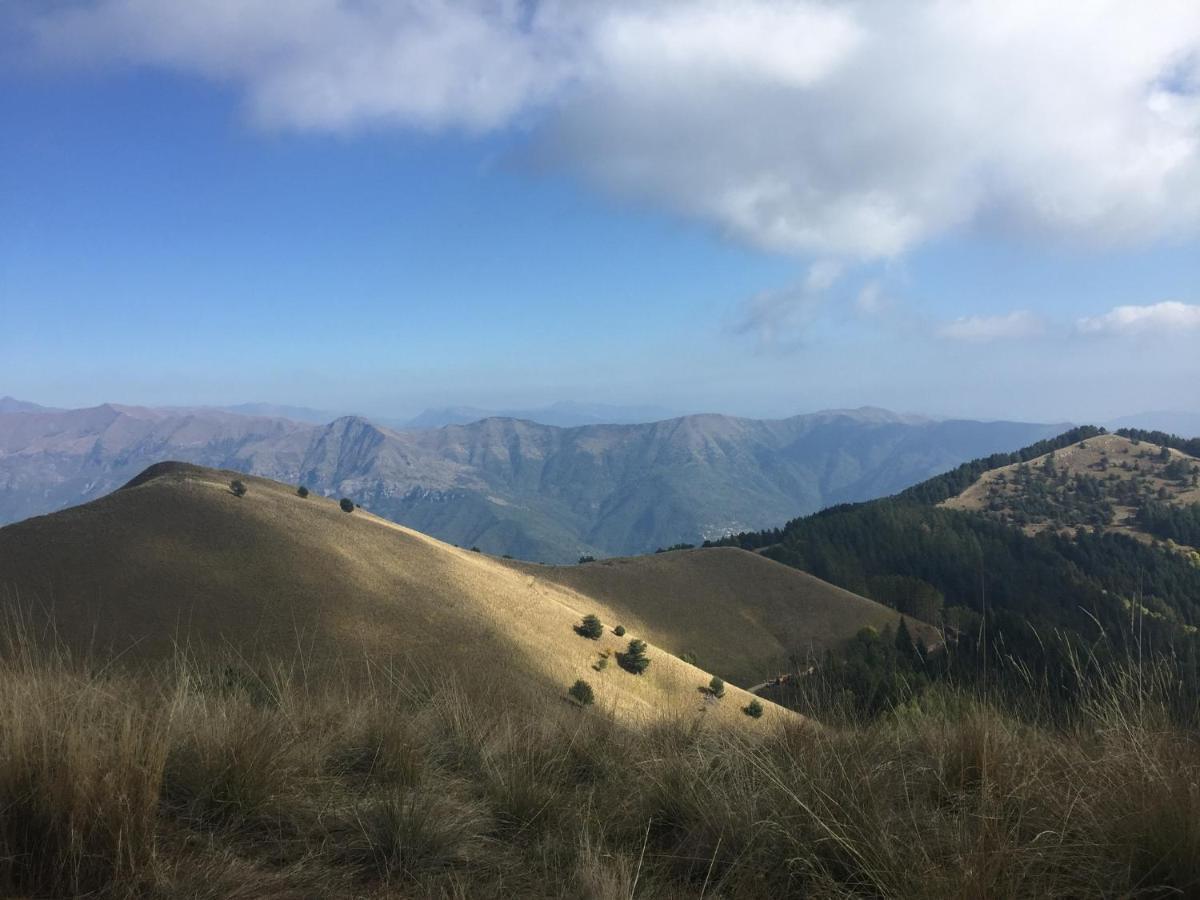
578;555;595;564
617;639;650;675
568;680;594;706
575;615;604;640
709;676;725;698
230;479;247;497
339;497;354;513
594;657;608;672
297;485;309;498
612;625;626;637
745;699;764;718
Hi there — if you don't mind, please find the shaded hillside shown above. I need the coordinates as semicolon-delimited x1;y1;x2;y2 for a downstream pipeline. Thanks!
519;549;935;687
0;462;833;725
943;432;1200;549
0;403;1066;561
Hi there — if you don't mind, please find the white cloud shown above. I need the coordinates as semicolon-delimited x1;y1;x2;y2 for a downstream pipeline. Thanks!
15;1;1200;257
1076;301;1200;336
25;0;574;132
937;311;1045;343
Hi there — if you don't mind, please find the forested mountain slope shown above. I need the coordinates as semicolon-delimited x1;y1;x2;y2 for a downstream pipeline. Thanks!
942;432;1200;549
713;426;1200;709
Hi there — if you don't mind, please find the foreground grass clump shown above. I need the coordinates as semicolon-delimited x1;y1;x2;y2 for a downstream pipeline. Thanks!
1;631;1199;898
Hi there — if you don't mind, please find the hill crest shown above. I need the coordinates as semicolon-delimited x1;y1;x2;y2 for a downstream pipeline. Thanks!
0;463;925;725
942;432;1200;550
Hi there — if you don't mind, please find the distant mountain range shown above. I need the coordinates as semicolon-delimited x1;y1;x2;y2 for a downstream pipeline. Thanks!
0;396;59;414
0;399;1066;561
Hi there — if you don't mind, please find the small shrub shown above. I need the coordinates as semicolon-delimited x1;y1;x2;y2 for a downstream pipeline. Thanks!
617;639;650;675
230;479;247;497
745;699;764;718
297;485;309;498
681;651;698;666
470;546;481;553
594;657;608;672
339;497;355;513
612;625;626;637
709;676;725;698
575;614;603;640
578;555;596;564
568;680;595;706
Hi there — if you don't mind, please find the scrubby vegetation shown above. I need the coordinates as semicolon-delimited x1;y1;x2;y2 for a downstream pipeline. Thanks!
297;485;309;498
230;479;247;497
617;638;650;675
574;614;603;640
708;675;725;698
567;679;594;706
339;497;355;513
2;619;1200;897
655;542;696;553
612;624;625;637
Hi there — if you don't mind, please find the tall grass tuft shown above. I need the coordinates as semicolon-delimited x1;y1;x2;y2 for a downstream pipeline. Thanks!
1;612;1199;896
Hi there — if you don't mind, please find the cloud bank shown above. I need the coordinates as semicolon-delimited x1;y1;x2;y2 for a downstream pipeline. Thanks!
1076;301;1200;336
937;311;1046;343
15;0;1200;259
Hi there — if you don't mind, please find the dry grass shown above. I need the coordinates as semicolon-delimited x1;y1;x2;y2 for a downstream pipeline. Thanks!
517;547;934;685
0;462;803;727
1;626;1198;898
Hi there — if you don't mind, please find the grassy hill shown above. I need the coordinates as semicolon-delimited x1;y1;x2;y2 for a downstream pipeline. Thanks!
517;549;935;686
1;467;1198;897
0;462;922;698
943;432;1200;549
0;460;889;731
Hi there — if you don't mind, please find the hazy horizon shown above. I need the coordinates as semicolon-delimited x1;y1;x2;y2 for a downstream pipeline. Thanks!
8;390;1200;437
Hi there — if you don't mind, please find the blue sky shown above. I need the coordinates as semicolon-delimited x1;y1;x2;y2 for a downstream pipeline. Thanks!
2;2;1199;423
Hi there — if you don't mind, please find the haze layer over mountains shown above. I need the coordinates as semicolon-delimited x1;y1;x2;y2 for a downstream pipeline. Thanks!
0;399;1065;561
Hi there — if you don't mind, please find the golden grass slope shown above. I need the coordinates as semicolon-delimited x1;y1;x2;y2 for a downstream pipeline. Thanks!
0;462;794;726
509;549;927;687
943;433;1200;543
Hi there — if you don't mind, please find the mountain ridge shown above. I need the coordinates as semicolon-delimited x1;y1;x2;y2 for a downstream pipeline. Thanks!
0;401;1068;560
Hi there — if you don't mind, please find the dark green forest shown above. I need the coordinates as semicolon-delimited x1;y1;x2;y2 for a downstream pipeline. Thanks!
709;426;1200;717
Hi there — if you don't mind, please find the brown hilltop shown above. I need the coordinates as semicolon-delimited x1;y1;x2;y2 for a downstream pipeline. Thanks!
0;462;833;726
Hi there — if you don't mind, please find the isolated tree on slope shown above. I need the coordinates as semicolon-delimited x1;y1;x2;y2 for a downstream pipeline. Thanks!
619;639;650;675
576;614;604;640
